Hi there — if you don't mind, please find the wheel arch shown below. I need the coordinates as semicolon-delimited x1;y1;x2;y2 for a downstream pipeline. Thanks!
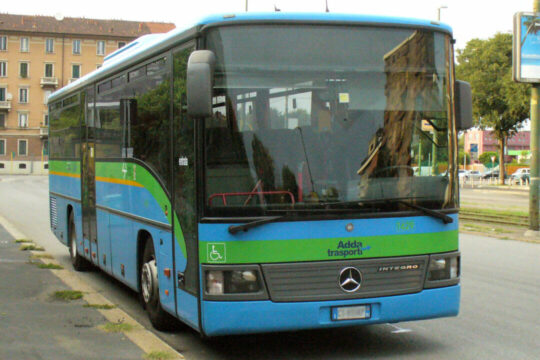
66;204;74;240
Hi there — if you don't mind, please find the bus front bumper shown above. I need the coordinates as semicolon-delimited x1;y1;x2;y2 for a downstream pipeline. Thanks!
201;285;460;336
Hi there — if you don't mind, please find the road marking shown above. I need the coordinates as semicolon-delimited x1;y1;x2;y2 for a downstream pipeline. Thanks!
387;323;413;334
0;215;183;360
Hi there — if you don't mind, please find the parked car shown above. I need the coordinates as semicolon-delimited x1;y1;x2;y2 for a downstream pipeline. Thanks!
464;170;481;180
510;168;530;184
482;170;509;180
458;170;468;180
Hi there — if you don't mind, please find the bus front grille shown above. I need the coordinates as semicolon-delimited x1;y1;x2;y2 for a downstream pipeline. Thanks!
261;255;428;302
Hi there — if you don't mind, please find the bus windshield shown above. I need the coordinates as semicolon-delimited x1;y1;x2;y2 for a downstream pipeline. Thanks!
203;25;457;217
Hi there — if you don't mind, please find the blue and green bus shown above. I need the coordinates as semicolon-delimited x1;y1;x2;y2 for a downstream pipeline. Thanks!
48;13;472;336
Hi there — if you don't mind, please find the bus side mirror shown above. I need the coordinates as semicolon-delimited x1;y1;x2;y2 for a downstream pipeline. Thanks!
455;80;473;130
187;50;216;118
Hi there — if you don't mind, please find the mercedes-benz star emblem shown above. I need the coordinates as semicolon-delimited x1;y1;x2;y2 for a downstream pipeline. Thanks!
339;267;362;293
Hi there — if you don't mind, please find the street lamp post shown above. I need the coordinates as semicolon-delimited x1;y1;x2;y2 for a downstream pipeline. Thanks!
529;0;540;231
437;6;448;21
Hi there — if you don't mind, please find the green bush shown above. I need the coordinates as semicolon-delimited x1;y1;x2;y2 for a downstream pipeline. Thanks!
479;151;498;167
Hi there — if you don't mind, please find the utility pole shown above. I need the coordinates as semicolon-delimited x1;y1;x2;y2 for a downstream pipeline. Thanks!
530;0;540;231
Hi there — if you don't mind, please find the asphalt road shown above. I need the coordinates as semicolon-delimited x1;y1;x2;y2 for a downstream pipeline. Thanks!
0;175;539;360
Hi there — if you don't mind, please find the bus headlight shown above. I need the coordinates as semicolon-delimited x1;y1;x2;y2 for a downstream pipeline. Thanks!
424;252;460;288
204;266;268;300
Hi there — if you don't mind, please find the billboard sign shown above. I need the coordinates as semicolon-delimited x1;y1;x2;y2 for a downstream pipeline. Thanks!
514;12;540;83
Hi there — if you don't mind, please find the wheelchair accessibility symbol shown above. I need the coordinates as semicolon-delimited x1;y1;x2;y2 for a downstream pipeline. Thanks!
207;243;226;263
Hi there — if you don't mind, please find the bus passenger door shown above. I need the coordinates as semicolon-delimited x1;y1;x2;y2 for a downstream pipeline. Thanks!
81;142;98;265
172;45;199;328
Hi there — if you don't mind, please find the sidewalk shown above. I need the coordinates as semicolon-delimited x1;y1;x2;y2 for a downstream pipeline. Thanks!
0;224;144;360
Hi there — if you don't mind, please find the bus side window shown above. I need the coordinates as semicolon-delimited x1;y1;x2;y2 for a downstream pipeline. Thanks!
120;99;137;158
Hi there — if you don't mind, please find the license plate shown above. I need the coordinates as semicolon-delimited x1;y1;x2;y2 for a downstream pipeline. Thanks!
332;305;371;321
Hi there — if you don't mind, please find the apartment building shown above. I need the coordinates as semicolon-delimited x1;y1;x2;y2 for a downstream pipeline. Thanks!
0;13;175;174
463;129;530;161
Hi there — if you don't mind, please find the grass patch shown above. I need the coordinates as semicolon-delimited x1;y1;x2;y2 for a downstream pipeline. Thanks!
30;253;54;260
15;239;33;243
83;303;116;310
100;321;135;333
35;263;64;270
143;350;176;360
53;290;84;301
19;244;45;251
461;207;528;218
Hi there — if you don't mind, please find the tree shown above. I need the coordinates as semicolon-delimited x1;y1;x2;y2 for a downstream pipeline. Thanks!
479;151;498;168
456;33;531;184
458;150;471;166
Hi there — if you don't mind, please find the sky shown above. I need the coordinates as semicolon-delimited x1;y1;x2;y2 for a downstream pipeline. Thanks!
0;0;536;50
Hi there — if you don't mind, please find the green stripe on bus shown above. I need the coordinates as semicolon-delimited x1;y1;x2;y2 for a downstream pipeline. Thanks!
49;160;81;174
200;230;458;264
93;161;187;257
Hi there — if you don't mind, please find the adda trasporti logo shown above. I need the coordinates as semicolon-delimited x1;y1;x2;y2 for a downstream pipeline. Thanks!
327;240;371;258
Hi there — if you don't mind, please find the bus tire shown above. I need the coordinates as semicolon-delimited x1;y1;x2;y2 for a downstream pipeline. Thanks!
68;212;89;271
140;240;176;331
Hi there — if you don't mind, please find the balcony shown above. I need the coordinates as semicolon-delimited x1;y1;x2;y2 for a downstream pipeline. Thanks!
0;100;11;111
40;126;49;138
40;77;59;88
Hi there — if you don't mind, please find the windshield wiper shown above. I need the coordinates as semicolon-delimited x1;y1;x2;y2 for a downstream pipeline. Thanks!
396;200;453;224
228;216;283;234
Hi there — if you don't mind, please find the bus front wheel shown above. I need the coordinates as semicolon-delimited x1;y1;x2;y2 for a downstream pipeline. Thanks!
140;240;176;331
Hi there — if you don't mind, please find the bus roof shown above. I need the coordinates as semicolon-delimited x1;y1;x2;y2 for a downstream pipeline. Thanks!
48;12;452;104
198;12;452;33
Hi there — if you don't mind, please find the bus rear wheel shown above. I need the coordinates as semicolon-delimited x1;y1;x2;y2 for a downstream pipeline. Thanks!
140;240;176;331
68;212;89;271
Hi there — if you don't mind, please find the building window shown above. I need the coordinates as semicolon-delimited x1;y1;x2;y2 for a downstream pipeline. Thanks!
20;62;29;78
0;87;6;101
0;61;6;77
118;41;126;49
44;63;54;77
0;36;6;51
20;37;29;52
72;64;81;79
0;113;5;128
18;139;27;156
73;40;81;55
45;38;54;53
43;140;49;156
43;90;52;104
97;40;105;55
0;139;5;155
18;113;28;128
19;88;28;103
43;113;49;126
